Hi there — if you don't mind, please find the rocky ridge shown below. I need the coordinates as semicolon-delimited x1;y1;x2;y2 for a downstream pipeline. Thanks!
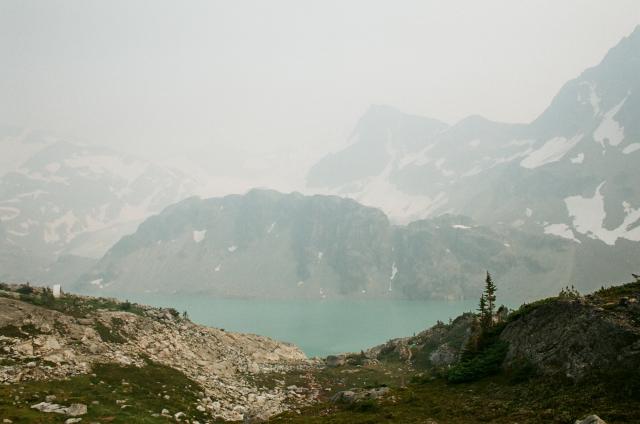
76;188;632;302
361;280;640;382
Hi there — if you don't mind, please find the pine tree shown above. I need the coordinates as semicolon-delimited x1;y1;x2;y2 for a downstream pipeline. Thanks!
477;293;487;318
484;271;497;318
478;293;491;331
462;316;481;360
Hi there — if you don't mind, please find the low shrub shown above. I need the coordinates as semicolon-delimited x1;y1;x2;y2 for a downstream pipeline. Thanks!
446;340;508;383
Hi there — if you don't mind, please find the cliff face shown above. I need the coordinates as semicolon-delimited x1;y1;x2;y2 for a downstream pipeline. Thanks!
500;286;640;380
0;286;315;421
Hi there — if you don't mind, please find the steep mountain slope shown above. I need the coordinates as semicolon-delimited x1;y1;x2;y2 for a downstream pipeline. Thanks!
75;189;637;301
306;26;640;248
0;141;198;281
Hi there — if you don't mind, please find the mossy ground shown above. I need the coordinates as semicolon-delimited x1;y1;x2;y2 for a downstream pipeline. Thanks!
0;360;213;423
270;362;640;424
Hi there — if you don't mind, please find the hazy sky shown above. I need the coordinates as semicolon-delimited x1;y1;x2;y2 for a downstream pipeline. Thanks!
1;0;639;169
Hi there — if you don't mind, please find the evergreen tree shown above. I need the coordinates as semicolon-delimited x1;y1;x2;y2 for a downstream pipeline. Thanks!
484;271;497;318
461;316;481;360
478;293;491;331
477;293;487;318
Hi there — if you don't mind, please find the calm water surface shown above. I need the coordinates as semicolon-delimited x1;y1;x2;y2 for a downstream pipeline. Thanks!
122;295;477;357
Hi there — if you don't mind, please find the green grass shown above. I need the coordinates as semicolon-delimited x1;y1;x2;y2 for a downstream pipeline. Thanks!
270;366;640;424
0;360;212;423
592;280;640;302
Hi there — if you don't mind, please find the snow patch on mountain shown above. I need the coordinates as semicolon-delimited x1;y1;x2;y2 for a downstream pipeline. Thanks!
0;206;20;221
565;181;640;245
64;154;149;182
577;81;601;116
390;262;398;280
570;153;585;164
0;128;57;176
44;162;61;173
520;135;583;169
44;211;79;244
622;143;640;154
397;144;436;169
328;141;449;223
544;223;580;243
593;97;626;147
193;230;207;243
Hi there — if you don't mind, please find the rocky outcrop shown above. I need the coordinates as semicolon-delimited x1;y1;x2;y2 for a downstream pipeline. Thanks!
367;313;474;368
330;386;390;404
500;295;640;380
31;402;87;416
0;291;317;421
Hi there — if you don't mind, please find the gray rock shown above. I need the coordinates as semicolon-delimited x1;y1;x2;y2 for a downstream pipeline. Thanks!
31;402;67;414
67;403;88;416
331;387;389;404
501;300;640;380
330;390;357;403
429;343;457;367
575;415;607;424
325;355;346;367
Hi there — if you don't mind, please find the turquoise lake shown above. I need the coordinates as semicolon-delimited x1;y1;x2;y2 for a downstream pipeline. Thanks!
122;295;478;357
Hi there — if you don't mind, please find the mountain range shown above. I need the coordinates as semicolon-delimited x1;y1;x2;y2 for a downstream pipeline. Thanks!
1;27;639;299
0;132;198;282
307;26;640;249
74;188;639;301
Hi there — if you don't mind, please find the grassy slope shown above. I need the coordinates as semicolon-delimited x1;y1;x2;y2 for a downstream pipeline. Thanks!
0;360;213;423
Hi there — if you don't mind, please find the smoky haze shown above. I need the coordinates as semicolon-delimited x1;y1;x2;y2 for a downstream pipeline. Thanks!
1;0;639;187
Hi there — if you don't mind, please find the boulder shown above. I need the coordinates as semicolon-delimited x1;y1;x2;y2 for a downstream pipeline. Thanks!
67;403;88;416
325;355;346;367
31;402;67;414
429;343;457;367
575;415;606;424
331;387;389;404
